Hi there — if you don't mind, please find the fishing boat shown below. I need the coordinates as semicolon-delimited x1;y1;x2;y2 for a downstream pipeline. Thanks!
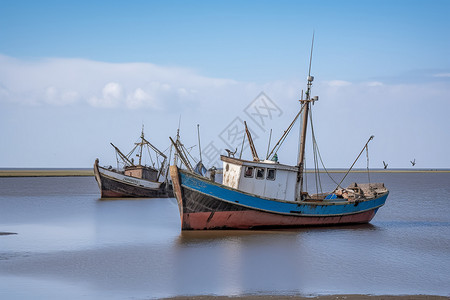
94;128;172;198
170;45;389;230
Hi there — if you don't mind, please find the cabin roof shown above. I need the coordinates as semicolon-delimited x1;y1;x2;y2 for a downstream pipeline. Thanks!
220;155;298;172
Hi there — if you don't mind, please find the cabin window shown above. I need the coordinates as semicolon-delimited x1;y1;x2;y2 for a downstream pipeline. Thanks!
267;169;276;180
225;164;229;171
256;168;265;180
244;166;254;178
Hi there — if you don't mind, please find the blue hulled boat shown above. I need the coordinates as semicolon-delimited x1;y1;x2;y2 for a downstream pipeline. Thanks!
170;44;389;230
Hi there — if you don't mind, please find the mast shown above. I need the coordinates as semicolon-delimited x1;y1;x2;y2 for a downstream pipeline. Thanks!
295;33;318;201
138;125;144;166
266;129;272;159
169;136;194;172
244;121;259;161
174;116;181;165
197;124;203;163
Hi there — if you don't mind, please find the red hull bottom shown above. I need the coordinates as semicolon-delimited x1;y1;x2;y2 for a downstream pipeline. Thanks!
182;209;377;230
101;190;135;198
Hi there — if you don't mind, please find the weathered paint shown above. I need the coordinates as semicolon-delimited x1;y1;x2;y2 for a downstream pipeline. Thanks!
221;156;298;201
171;166;388;230
222;162;242;189
182;209;378;230
94;160;169;198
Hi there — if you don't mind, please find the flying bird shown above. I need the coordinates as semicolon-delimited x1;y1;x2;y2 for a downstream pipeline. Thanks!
383;161;388;169
410;159;416;166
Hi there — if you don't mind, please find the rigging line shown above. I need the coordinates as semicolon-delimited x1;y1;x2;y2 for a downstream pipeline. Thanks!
310;111;318;195
308;108;322;195
313;138;321;194
239;130;246;160
161;145;171;155
316;144;340;187
181;142;198;165
334;135;375;191
164;143;173;182
366;144;371;184
146;145;155;167
307;118;341;189
267;105;305;160
304;155;307;194
304;104;342;191
126;135;142;158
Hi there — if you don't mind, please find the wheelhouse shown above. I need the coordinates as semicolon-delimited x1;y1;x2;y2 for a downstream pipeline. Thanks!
221;155;298;201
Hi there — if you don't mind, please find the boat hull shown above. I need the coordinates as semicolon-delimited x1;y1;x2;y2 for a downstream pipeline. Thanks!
94;160;170;198
170;166;388;230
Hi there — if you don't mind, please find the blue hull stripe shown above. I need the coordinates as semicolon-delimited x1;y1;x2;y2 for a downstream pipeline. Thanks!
180;171;388;217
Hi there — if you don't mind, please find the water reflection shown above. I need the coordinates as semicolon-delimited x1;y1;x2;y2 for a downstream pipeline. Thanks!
94;197;180;245
1;174;450;298
177;224;379;246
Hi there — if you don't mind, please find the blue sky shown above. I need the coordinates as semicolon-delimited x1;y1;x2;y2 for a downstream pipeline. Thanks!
1;0;449;168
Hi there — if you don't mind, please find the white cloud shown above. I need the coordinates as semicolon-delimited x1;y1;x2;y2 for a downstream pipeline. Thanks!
103;82;123;100
1;53;449;168
126;88;155;109
365;81;383;87
0;54;237;111
44;86;79;106
88;82;123;108
326;80;352;87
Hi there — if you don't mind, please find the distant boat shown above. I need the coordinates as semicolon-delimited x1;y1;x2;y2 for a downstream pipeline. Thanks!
170;44;389;230
94;128;172;198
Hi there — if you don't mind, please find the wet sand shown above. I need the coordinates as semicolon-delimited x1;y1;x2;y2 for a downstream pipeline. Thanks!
164;296;449;300
0;169;93;177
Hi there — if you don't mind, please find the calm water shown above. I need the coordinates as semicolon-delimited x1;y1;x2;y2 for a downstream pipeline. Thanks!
0;173;449;299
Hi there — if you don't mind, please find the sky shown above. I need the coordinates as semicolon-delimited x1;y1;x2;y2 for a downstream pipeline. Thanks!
0;0;449;169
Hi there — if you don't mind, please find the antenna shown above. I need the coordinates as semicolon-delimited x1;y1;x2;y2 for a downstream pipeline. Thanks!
177;115;181;139
308;31;315;78
296;31;316;200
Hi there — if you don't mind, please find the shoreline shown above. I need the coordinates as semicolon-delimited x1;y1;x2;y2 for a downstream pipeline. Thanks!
0;169;94;177
162;295;449;300
1;169;449;177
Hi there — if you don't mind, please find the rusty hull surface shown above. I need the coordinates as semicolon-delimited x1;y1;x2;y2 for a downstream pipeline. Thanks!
170;166;387;230
94;160;169;198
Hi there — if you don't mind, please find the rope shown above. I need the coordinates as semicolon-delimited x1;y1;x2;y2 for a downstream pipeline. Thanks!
308;108;322;195
270;104;306;158
303;105;341;195
366;144;371;184
146;145;155;167
334;136;374;191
